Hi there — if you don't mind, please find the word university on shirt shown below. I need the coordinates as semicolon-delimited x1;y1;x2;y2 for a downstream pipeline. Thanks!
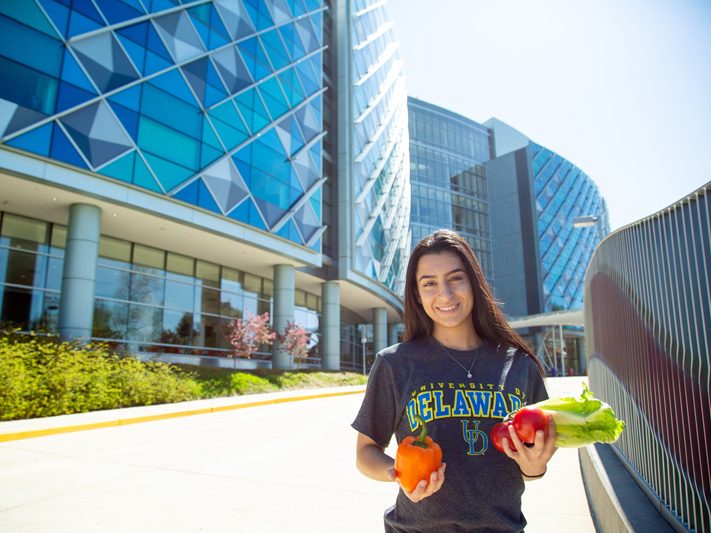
405;382;527;456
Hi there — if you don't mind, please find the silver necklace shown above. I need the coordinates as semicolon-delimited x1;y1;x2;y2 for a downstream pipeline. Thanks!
435;340;480;379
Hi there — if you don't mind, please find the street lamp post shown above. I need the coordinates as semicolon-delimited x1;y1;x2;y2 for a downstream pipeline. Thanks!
572;214;603;242
361;326;367;375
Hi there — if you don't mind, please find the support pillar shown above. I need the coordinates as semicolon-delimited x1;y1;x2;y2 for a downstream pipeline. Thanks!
58;203;101;342
373;307;387;354
321;281;340;371
388;323;400;346
272;264;295;370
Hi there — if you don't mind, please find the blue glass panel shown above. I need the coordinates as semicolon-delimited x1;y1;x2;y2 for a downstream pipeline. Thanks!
308;236;320;252
55;81;95;113
145;0;181;14
278;23;305;62
211;45;253;94
99;150;134;184
195;178;222;214
277;67;305;107
149;69;197;106
0;2;58;37
0;15;63;77
181;57;228;108
287;0;307;17
141;82;202;138
237;36;272;82
295;57;319;95
116;21;173;76
188;4;230;50
275;219;301;244
309;10;323;46
208;101;249;151
108;100;139;140
36;0;69;37
260;29;290;71
108;84;141;111
143;151;194;192
172;178;199;204
6;122;53;156
71;33;139;92
132;152;162;192
309;187;321;218
50;123;88;169
302;0;322;11
60;50;97;94
258;78;289;120
242;0;274;31
234;89;270;133
96;0;145;25
139;117;200;172
48;0;105;38
227;197;267;230
0;58;57;119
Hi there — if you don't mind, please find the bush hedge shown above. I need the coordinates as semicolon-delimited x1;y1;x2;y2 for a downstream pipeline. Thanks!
0;332;368;421
0;333;200;421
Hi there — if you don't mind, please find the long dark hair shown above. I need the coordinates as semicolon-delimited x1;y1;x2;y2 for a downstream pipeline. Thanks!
403;229;543;374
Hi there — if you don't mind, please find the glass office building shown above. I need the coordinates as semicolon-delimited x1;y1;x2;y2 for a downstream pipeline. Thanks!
408;97;493;281
485;118;609;317
0;0;409;370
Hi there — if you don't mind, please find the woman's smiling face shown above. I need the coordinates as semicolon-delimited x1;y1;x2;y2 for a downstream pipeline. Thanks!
415;251;474;336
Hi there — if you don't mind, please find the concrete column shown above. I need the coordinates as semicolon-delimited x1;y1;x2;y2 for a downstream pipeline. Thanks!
321;281;340;371
578;337;587;375
272;264;295;370
388;323;401;346
58;203;102;342
373;307;387;354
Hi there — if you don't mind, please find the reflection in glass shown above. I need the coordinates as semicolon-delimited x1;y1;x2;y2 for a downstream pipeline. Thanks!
93;299;129;339
127;303;162;342
164;279;194;311
161;309;195;345
130;272;165;305
95;266;131;299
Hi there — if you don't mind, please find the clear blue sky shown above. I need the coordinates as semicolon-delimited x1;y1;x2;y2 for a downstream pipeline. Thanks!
386;0;711;230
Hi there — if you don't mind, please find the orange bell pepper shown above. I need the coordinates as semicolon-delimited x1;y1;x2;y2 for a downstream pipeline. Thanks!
394;415;443;492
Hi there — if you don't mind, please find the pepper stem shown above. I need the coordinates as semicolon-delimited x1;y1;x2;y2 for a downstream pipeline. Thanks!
413;415;429;448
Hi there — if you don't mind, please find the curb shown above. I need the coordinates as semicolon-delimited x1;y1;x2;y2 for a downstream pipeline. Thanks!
0;386;366;443
579;443;675;533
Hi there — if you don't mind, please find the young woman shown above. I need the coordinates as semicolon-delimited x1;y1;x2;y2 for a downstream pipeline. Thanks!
352;229;557;532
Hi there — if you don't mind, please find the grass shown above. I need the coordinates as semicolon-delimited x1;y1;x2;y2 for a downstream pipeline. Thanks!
175;364;368;398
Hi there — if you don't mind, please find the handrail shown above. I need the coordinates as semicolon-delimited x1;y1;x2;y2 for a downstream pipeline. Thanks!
584;181;710;532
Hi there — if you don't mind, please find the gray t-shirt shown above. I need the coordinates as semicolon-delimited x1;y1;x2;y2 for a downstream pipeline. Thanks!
352;337;548;533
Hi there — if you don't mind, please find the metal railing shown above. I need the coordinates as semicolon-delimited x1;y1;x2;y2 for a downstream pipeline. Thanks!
584;181;710;532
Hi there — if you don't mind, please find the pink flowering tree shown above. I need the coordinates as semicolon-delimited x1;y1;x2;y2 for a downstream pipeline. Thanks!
228;312;276;359
277;321;310;361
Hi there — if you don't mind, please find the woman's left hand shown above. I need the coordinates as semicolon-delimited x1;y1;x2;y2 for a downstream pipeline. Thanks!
501;414;557;479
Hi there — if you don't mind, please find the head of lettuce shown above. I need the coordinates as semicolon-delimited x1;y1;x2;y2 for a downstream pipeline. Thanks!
532;383;626;447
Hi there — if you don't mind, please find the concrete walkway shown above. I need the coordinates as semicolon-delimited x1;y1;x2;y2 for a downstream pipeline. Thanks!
0;378;593;532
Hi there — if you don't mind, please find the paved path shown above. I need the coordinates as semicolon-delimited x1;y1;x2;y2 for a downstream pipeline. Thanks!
0;378;593;532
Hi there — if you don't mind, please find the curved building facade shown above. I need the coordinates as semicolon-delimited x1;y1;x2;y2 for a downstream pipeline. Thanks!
336;0;410;298
485;118;609;317
0;0;409;370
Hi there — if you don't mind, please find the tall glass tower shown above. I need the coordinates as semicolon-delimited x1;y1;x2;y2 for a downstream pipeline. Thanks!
408;97;493;281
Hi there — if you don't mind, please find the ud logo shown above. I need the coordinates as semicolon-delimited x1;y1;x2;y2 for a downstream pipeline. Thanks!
461;420;488;455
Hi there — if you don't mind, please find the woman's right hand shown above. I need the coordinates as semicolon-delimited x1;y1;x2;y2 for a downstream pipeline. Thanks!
389;463;447;502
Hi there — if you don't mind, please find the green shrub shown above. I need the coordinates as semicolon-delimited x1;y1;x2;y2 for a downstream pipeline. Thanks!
229;372;278;395
0;333;200;421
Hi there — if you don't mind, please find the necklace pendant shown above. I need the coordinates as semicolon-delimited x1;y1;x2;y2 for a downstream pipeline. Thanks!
467;373;472;378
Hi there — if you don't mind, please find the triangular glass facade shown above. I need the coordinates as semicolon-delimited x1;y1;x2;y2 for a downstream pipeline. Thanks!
0;0;325;249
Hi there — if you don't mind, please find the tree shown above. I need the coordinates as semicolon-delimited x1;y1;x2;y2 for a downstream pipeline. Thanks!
228;312;275;359
277;321;310;361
